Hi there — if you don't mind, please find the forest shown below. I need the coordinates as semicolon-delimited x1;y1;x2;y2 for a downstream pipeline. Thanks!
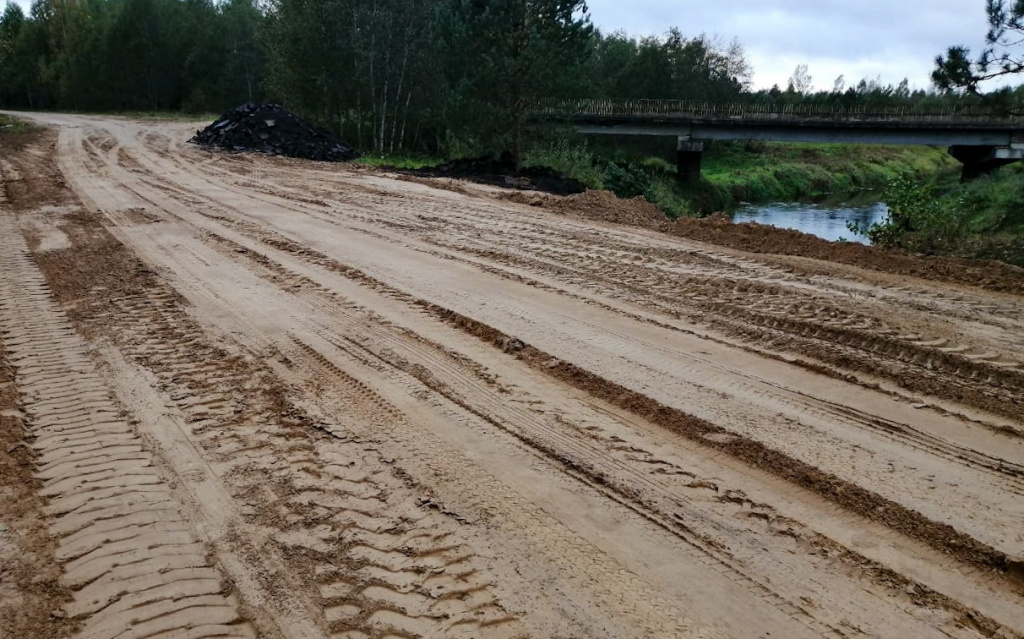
4;0;1020;158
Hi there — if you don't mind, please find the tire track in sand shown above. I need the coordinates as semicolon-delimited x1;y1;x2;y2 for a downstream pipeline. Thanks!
19;150;526;637
0;191;254;639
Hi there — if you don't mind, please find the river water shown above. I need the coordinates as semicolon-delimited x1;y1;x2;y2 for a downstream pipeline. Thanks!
731;201;889;244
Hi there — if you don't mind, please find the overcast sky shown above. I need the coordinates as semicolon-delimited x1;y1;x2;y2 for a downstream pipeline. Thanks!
585;0;999;91
5;0;1003;92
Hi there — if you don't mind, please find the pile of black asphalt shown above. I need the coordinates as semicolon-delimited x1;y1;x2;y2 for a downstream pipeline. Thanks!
193;107;582;195
190;102;359;162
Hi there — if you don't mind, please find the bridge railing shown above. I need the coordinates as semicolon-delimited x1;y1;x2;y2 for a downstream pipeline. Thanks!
536;99;1024;125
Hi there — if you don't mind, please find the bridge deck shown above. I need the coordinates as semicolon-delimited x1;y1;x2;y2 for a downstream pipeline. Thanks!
537;99;1024;128
537;100;1024;148
535;100;1024;179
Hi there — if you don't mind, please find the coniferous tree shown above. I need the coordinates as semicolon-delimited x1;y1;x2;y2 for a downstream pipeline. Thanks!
438;0;594;167
934;0;1024;93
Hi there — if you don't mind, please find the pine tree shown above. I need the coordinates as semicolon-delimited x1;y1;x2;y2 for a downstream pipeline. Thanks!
439;0;593;168
934;0;1024;93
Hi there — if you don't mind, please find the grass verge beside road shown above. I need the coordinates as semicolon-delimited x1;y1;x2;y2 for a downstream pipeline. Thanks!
0;114;34;133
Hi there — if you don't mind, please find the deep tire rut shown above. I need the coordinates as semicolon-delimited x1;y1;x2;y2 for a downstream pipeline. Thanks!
0;212;254;639
53;265;525;639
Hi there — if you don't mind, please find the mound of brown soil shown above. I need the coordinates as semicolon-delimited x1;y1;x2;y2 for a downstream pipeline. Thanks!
506;190;670;230
399;152;586;196
503;185;1023;295
671;216;1024;295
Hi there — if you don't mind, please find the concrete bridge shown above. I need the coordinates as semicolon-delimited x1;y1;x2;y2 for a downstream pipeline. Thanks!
536;99;1024;182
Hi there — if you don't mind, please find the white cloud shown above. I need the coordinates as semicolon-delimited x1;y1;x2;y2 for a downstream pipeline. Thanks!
585;0;1004;90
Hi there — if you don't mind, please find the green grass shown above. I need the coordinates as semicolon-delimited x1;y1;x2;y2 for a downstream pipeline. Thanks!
215;132;969;229
941;166;1024;265
47;110;219;122
957;164;1024;235
524;140;605;188
530;137;1021;266
354;153;444;170
0;114;35;133
699;141;959;212
114;111;220;122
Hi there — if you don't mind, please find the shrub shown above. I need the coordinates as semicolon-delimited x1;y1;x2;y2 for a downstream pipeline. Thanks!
602;161;653;200
853;175;966;252
524;139;604;189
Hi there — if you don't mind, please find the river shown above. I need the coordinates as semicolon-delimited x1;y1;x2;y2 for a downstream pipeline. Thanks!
731;201;889;244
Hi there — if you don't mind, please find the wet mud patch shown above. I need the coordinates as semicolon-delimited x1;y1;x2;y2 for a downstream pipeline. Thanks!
0;129;76;213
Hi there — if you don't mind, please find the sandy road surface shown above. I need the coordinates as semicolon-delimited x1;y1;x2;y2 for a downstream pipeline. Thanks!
1;112;1023;639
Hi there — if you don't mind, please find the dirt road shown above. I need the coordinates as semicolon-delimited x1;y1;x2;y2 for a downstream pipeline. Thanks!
1;113;1023;639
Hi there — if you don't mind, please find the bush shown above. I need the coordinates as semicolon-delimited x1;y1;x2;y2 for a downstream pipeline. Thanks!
847;169;1024;266
854;175;966;253
645;174;693;218
602;161;653;199
0;114;32;133
641;156;675;173
524;139;604;189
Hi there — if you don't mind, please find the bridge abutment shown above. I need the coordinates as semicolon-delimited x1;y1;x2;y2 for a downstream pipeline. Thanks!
948;145;1024;181
677;137;704;183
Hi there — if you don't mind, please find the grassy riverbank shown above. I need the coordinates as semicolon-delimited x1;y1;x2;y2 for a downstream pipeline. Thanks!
519;139;959;218
861;165;1024;266
700;142;958;207
359;139;1021;268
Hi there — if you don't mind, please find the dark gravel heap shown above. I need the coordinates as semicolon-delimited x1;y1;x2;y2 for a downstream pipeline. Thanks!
190;102;358;162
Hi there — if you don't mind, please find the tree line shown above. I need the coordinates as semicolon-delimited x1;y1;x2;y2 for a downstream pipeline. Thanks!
2;0;1021;157
751;67;1024;112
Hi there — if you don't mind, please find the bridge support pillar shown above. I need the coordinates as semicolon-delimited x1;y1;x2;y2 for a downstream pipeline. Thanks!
677;137;704;183
949;145;1023;181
